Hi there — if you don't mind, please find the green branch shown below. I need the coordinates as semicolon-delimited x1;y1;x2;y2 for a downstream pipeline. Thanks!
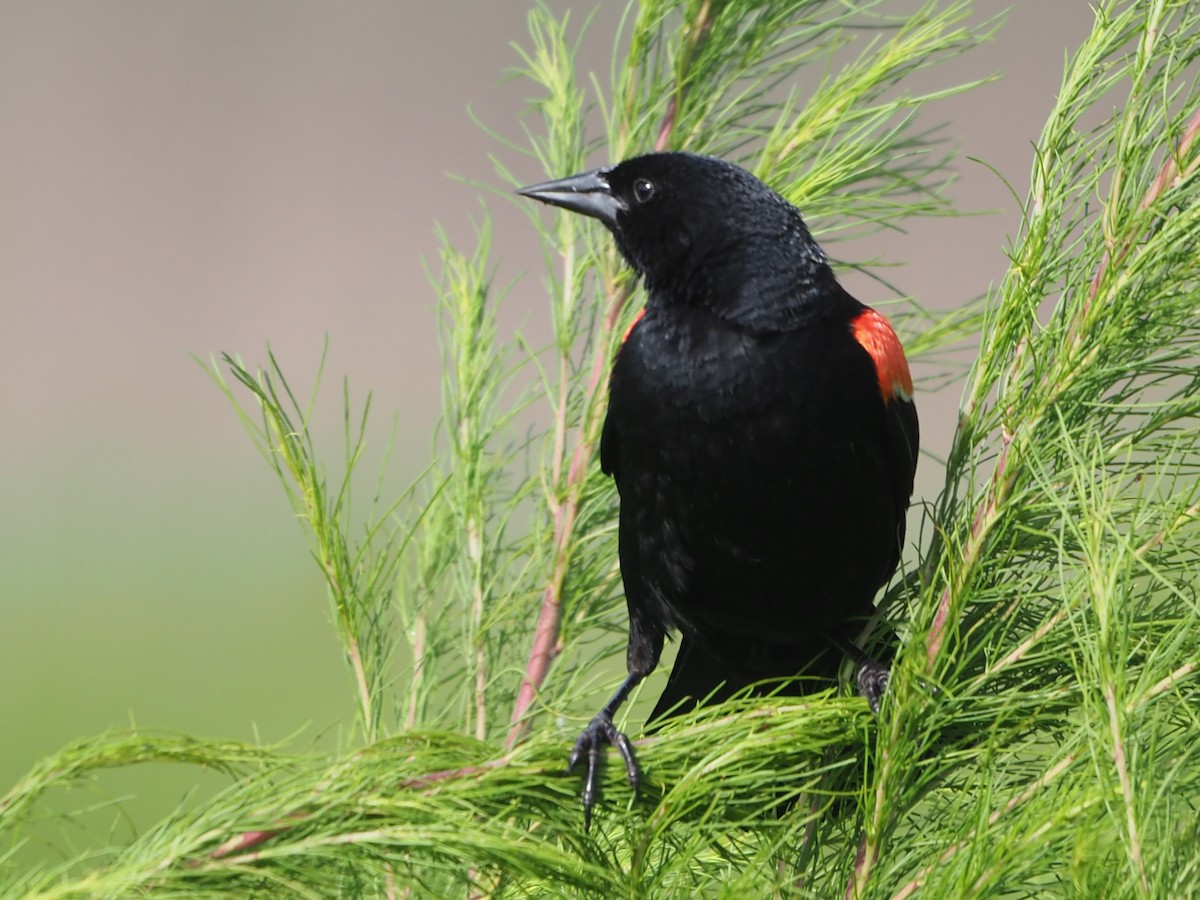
8;1;1200;896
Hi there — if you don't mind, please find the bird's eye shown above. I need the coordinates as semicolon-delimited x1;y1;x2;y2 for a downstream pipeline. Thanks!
633;178;656;204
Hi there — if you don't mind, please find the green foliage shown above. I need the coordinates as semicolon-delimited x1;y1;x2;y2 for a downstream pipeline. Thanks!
4;0;1199;896
208;343;405;743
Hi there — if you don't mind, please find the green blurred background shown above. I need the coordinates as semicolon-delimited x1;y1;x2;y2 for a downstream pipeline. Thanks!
0;0;1092;832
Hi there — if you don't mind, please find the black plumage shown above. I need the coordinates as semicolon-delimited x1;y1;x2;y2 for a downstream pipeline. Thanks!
518;152;918;824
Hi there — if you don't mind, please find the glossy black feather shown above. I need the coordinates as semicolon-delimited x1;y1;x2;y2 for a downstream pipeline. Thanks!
519;151;919;821
609;282;905;713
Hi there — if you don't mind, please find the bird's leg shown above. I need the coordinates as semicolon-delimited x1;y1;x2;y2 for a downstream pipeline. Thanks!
824;632;889;714
568;671;644;830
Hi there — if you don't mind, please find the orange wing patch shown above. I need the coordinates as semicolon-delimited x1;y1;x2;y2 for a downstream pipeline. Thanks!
622;307;646;344
851;309;913;403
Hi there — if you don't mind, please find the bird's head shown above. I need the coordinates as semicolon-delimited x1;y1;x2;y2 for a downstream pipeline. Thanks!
517;152;832;316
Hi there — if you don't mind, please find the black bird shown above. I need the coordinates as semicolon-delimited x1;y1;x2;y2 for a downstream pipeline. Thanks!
517;152;918;824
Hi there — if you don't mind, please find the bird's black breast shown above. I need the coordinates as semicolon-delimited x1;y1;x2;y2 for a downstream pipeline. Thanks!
602;302;903;666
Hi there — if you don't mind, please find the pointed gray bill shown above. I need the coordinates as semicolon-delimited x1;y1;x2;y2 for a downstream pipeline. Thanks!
516;167;625;228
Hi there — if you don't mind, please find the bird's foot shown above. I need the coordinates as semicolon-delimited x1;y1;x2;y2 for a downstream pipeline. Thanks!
856;659;890;715
568;710;640;830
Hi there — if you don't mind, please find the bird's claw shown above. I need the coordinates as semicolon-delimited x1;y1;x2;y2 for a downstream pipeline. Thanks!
857;660;890;714
568;711;640;829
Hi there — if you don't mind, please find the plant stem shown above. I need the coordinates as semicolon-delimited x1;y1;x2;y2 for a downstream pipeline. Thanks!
505;1;713;745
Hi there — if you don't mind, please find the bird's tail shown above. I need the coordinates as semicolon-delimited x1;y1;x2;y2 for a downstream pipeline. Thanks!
646;635;843;725
647;636;742;725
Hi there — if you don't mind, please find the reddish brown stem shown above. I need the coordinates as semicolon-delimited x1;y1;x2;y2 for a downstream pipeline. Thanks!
210;827;290;860
655;97;678;152
925;442;1010;665
203;756;515;863
506;279;630;745
1088;104;1200;302
505;2;716;746
655;0;713;153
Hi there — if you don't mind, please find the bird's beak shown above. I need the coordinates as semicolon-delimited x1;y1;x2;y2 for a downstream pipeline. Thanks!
516;168;624;228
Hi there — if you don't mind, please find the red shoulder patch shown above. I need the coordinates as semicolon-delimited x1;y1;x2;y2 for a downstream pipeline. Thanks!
851;308;913;403
621;307;646;344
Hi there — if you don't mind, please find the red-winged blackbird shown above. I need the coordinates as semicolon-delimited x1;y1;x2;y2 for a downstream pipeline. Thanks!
518;152;918;824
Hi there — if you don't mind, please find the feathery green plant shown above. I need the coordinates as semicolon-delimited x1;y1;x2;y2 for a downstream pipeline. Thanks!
3;0;1199;896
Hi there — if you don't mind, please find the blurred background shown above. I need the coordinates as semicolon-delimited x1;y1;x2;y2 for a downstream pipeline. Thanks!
1;0;1094;809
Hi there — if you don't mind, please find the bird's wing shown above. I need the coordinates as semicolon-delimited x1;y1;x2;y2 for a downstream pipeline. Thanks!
850;306;920;558
600;309;647;481
884;392;919;550
600;405;619;479
646;634;736;724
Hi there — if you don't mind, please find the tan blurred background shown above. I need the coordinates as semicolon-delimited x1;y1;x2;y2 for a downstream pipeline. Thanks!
1;0;1095;796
